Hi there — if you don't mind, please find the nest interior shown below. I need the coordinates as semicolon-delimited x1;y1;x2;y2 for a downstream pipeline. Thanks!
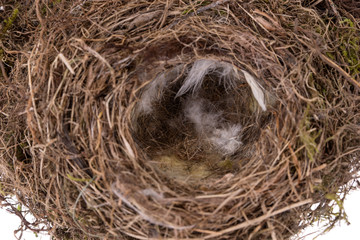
0;0;360;239
134;59;272;184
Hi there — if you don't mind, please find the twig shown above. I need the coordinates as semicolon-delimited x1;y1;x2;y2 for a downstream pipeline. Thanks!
72;176;102;238
201;199;313;239
319;53;360;90
0;60;9;82
326;0;341;20
58;126;94;177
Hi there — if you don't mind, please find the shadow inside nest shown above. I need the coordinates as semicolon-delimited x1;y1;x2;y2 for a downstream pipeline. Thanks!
133;59;274;184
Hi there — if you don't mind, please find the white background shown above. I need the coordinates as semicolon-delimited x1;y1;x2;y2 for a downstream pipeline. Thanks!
1;190;360;239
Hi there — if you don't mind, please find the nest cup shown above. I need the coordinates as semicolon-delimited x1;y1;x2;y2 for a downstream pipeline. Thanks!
0;0;359;239
134;59;271;184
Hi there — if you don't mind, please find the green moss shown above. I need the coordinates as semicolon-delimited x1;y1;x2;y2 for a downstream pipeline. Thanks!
340;18;354;28
338;18;360;77
154;155;212;182
66;174;92;182
311;176;349;231
299;105;321;162
0;182;10;196
217;158;233;170
326;52;336;61
0;8;19;61
315;25;323;34
0;8;19;62
182;8;193;15
218;10;227;16
1;8;19;34
325;18;360;78
321;193;349;230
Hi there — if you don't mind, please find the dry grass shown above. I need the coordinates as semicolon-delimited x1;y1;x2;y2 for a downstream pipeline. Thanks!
0;0;359;239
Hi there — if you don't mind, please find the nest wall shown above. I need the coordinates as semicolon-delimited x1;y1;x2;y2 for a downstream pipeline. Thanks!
0;0;360;239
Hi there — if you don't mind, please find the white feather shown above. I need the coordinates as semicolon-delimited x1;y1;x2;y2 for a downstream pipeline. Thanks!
241;70;267;111
210;124;242;155
183;97;242;155
138;73;166;114
183;98;220;131
176;60;216;97
176;60;238;97
138;65;183;114
138;60;267;114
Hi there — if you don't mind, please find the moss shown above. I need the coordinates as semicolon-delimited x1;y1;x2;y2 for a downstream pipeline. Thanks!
340;18;354;28
218;9;227;16
0;7;19;76
0;8;18;59
324;18;360;77
66;174;92;182
311;176;349;232
1;8;19;35
0;183;10;196
154;155;212;182
299;105;321;162
217;158;233;170
326;52;336;61
338;18;360;77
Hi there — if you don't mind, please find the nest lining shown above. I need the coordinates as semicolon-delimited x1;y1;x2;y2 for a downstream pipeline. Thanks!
134;59;271;184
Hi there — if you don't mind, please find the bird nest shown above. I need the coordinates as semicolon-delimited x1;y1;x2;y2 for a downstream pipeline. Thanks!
0;0;359;239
